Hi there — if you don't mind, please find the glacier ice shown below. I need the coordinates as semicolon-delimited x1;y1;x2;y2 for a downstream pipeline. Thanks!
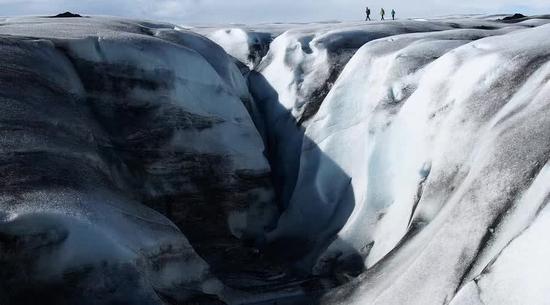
2;12;550;305
0;16;276;304
311;18;550;305
197;14;550;305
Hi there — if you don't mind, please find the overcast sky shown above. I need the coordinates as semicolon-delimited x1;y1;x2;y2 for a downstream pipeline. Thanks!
1;0;549;24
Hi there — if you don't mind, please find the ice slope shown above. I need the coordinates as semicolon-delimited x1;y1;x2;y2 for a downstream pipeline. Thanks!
235;17;546;215
199;14;550;305
269;26;526;272
305;21;550;305
0;16;276;304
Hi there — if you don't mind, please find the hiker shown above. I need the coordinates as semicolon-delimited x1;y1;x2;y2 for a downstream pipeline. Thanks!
380;8;385;20
365;6;371;21
391;9;396;20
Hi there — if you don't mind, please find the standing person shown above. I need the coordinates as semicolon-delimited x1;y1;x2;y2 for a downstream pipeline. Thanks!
380;8;385;20
391;9;396;20
365;6;371;21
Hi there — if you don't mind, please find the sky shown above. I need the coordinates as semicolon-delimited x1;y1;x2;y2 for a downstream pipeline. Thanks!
1;0;549;24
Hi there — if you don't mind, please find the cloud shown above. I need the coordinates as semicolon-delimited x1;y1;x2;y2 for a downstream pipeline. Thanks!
0;0;548;23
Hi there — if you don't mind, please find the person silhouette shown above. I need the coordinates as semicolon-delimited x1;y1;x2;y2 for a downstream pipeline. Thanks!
391;9;396;20
365;6;371;21
380;8;385;20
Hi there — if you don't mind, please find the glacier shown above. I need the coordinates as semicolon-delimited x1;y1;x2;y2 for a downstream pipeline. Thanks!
1;12;550;305
0;16;275;305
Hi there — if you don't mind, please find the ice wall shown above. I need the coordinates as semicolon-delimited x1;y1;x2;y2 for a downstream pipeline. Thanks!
293;19;550;305
0;16;277;304
213;15;550;305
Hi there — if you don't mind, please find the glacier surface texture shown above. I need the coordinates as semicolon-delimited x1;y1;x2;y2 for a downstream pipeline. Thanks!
0;13;550;305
